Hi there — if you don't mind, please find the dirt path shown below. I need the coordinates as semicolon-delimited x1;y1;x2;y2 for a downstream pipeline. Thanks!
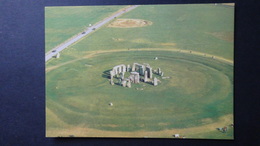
46;48;233;73
46;53;97;72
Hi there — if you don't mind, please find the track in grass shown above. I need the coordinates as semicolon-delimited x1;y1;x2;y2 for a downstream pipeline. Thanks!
46;4;234;138
46;50;233;138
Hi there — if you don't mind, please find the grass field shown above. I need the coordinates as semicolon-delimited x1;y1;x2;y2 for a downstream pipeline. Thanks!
45;6;124;53
46;4;234;139
65;4;234;60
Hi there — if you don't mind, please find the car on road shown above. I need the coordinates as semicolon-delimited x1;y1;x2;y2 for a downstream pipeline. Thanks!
92;28;96;30
52;50;56;53
82;32;86;34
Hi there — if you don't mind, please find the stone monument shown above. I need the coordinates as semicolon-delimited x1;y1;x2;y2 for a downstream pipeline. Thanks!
158;68;161;75
144;71;148;82
121;80;127;87
110;79;114;85
130;72;140;83
126;80;131;88
153;77;158;86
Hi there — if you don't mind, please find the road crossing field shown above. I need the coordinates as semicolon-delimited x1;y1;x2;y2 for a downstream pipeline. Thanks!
46;4;234;139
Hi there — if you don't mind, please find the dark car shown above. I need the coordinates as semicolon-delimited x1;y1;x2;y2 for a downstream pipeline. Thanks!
82;32;86;34
52;50;56;53
92;28;96;30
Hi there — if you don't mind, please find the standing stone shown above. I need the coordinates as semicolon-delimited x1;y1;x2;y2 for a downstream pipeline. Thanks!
120;72;124;79
110;71;114;79
142;65;146;75
149;68;153;79
144;71;148;82
127;80;131;88
135;73;140;83
139;66;143;75
122;80;127;87
118;67;122;73
129;76;134;82
122;66;126;72
130;72;140;83
110;79;114;85
153;77;158;86
158;68;161;75
161;72;164;77
127;64;130;72
132;64;136;71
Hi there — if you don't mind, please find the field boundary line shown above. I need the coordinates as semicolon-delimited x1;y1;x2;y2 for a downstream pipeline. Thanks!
46;48;233;73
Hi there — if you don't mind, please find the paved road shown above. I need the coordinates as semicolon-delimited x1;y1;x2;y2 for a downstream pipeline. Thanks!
45;5;139;62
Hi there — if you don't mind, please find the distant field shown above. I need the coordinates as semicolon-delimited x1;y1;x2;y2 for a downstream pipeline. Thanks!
46;4;234;139
45;6;124;52
67;4;234;60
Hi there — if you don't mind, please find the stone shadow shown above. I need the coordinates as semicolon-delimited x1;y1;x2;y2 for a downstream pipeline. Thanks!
146;81;154;86
102;69;111;79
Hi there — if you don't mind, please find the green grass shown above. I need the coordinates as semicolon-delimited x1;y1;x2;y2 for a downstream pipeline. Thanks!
188;127;234;139
69;4;234;60
46;51;233;133
45;6;124;52
46;4;234;139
